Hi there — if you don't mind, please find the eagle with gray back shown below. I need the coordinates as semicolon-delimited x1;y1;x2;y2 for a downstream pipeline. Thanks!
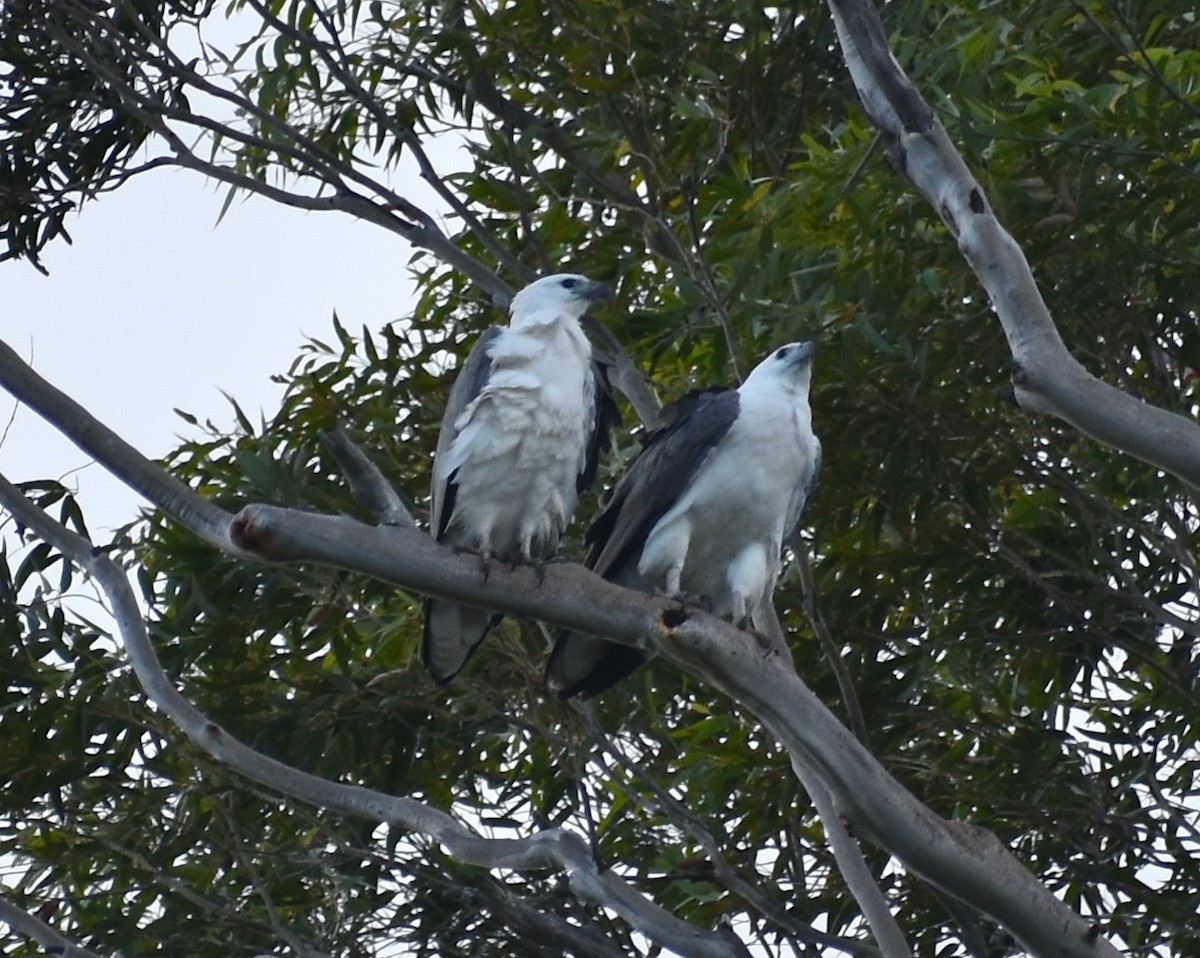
545;341;821;700
424;274;619;684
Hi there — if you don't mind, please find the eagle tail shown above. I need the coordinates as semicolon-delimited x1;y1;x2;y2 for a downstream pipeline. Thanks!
422;599;501;684
545;632;648;700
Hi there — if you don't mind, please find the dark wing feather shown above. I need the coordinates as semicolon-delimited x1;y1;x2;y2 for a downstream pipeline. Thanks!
423;327;504;685
577;359;622;495
431;326;502;539
586;387;739;579
545;387;740;700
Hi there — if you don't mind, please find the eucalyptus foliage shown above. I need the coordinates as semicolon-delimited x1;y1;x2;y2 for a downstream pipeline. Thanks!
2;0;1198;956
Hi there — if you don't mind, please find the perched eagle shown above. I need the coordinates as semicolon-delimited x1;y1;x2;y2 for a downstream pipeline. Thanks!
545;342;821;700
423;274;618;683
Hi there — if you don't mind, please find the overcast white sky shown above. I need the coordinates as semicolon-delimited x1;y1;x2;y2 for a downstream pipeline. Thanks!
1;165;441;539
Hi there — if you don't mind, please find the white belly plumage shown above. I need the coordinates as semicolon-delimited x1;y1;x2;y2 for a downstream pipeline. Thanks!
637;395;812;623
442;381;589;560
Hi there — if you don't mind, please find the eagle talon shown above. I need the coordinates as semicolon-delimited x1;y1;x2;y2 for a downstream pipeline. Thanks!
662;590;710;614
449;543;494;581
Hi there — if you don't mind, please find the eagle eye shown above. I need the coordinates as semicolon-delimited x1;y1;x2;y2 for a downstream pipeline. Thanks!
776;347;791;359
561;278;578;289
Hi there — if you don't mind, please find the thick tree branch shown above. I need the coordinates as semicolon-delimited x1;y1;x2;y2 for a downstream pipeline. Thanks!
0;338;232;550
0;341;1124;958
0;894;105;958
0;473;756;958
825;0;1200;490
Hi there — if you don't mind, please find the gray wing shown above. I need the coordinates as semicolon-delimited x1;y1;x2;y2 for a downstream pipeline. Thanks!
587;387;739;578
431;326;503;540
424;327;504;684
545;388;740;699
578;359;621;496
784;436;821;538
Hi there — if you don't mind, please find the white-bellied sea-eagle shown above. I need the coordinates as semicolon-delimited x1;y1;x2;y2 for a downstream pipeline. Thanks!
545;341;820;699
424;274;618;683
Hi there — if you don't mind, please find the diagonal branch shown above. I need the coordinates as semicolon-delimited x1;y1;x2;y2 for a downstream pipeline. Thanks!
790;761;912;958
0;471;756;958
0;340;1123;958
0;338;232;550
824;0;1200;490
0;894;106;958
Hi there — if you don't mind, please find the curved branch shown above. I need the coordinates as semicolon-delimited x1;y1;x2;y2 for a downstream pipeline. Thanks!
0;894;106;958
0;341;1123;958
0;473;755;958
825;0;1200;489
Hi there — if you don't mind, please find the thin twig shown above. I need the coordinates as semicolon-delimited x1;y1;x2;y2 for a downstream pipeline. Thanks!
319;426;416;528
210;798;333;958
573;704;885;958
790;533;869;745
791;761;913;958
683;184;746;382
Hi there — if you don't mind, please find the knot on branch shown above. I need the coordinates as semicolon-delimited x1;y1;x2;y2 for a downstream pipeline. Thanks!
230;506;272;553
659;606;690;630
1007;363;1053;415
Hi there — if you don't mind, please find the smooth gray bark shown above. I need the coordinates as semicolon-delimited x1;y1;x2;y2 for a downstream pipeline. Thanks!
0;339;1123;958
825;0;1200;490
